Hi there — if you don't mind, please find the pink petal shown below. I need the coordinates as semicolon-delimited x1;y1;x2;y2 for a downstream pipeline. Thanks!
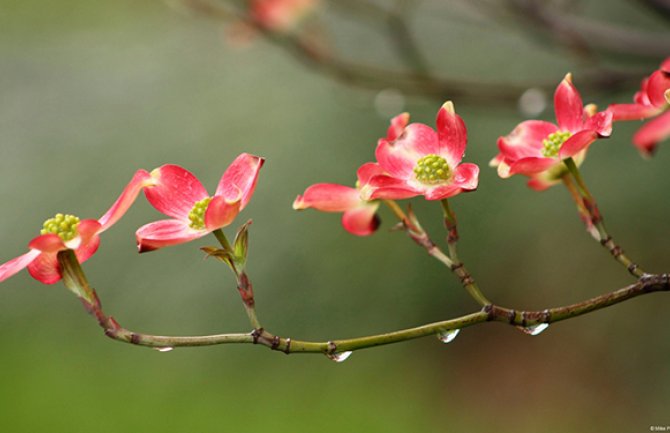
27;251;61;285
0;249;41;283
356;162;386;185
424;184;464;200
376;123;439;179
65;219;102;261
144;165;209;220
97;170;152;232
608;103;660;121
369;186;419;200
28;233;67;253
204;195;242;231
293;184;361;212
661;57;670;73
584;110;612;137
341;203;380;236
558;130;598;159
633;110;670;157
555;74;584;132
367;173;420;200
527;176;559;191
634;78;653;106
647;70;670;108
386;113;410;141
75;234;101;264
509;157;559;176
136;219;207;253
75;220;103;245
451;163;479;190
436;101;467;167
215;153;264;209
498;121;558;161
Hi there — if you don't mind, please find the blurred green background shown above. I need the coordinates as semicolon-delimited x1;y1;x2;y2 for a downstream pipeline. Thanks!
1;0;669;431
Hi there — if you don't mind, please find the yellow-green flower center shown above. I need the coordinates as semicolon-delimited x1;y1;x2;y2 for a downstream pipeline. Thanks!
413;154;451;185
40;213;80;241
188;197;212;230
542;131;572;157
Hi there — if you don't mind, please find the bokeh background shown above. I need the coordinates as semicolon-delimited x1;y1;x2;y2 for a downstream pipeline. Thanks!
1;0;669;432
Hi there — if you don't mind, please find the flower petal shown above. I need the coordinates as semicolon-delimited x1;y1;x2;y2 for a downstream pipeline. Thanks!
509;157;559;176
527;176;559;191
386;113;410;141
136;219;207;253
436;101;467;167
63;219;102;254
376;123;439;178
144;165;209;220
498;121;558;161
424;184;463;200
27;251;61;285
647;69;670;108
204;195;242;231
451;163;479;190
28;233;67;253
558;130;598;159
341;203;380;236
367;175;420;200
98;169;153;232
555;73;584;132
633;110;670;157
608;103;661;121
75;234;101;264
356;162;386;185
0;249;41;283
584;110;612;137
661;57;670;73
293;184;361;212
215;153;265;209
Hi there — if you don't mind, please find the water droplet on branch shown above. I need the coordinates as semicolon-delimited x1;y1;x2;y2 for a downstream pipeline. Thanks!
517;323;549;336
437;329;460;344
325;351;352;363
154;346;174;352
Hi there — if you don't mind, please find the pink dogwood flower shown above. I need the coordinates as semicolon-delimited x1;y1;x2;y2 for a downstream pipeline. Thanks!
136;153;264;252
0;170;152;284
491;73;612;190
250;0;318;32
367;101;479;201
608;57;670;156
293;163;383;236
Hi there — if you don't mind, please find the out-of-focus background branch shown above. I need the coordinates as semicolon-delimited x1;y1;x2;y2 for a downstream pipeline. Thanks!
0;0;668;432
181;0;669;103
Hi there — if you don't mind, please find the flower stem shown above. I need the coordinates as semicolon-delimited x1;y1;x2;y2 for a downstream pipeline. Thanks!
441;199;492;307
383;200;491;307
563;158;645;278
212;228;233;253
211;229;263;329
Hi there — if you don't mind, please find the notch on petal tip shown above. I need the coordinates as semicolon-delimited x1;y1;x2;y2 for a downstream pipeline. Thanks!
442;100;455;114
584;103;597;117
292;196;305;210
